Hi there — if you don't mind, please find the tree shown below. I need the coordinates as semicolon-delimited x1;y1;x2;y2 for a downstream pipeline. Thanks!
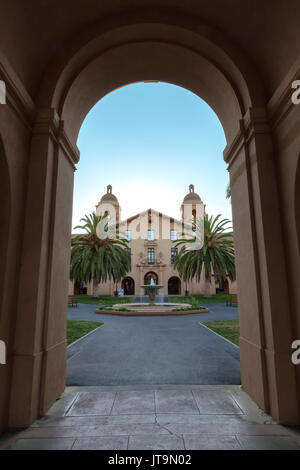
174;214;235;298
70;213;131;297
226;183;231;199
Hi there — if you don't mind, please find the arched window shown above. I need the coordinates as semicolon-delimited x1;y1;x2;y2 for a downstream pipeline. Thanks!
144;272;159;285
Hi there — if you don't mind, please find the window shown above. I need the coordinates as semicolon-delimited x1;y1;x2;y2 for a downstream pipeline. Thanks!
148;230;154;241
171;247;178;264
144;272;158;285
126;248;131;258
170;230;178;241
125;230;131;241
148;248;155;264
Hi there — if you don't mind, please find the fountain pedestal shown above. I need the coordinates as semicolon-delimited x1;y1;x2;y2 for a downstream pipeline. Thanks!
140;283;164;305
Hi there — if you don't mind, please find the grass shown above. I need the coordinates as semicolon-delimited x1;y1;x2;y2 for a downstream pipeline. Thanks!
72;294;234;308
202;319;240;346
169;294;233;306
71;295;133;305
67;320;103;345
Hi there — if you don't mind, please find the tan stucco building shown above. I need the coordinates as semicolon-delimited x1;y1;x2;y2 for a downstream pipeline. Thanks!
69;184;237;297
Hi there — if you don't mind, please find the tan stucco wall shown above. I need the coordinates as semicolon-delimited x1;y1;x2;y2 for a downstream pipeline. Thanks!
68;208;237;297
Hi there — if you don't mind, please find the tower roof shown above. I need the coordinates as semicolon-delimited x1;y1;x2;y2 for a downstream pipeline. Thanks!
100;184;119;203
182;184;201;203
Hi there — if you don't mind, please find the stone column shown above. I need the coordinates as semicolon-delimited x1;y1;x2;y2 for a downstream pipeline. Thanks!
8;108;79;427
159;265;164;299
139;266;144;296
225;108;298;424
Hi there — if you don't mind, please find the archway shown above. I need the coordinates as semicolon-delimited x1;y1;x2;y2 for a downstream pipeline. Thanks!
168;277;181;295
216;278;229;295
73;281;80;296
144;272;159;285
8;12;297;427
122;277;135;295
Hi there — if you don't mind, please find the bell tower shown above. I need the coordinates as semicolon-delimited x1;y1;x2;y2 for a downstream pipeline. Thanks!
95;185;121;225
180;184;205;225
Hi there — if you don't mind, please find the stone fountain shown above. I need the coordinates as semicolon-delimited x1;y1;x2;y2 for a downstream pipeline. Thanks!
140;277;164;305
112;277;192;313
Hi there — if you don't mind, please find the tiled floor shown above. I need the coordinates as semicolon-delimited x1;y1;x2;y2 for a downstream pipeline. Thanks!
1;385;300;450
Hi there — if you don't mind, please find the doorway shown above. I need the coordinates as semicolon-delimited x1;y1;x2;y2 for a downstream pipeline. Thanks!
168;276;181;295
122;277;135;295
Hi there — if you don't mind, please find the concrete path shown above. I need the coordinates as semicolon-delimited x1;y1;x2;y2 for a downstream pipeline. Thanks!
66;303;240;386
2;385;300;450
2;305;299;451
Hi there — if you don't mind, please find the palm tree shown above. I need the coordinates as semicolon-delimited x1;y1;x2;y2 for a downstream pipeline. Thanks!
174;214;235;298
70;213;131;297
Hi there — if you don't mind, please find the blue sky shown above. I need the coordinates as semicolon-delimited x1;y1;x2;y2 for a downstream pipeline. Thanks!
74;82;231;230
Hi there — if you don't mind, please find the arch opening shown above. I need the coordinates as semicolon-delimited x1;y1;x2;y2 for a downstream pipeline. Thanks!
31;14;278;425
121;277;135;296
144;272;159;285
62;41;242;146
168;277;181;295
37;17;266;149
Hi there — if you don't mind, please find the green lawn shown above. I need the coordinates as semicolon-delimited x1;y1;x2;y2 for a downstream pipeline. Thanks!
71;295;133;305
72;294;232;308
67;320;103;345
169;294;233;306
202;319;240;346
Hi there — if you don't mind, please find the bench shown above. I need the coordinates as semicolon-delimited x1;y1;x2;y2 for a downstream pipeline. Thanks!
68;296;78;307
226;295;238;307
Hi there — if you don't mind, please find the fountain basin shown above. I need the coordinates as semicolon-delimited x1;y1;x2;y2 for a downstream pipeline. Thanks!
95;303;210;316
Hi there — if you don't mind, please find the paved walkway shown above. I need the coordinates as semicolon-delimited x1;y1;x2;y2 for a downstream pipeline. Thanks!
2;305;300;450
2;385;300;450
67;303;240;386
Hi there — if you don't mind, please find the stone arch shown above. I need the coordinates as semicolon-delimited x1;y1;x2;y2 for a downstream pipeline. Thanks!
36;12;266;147
144;272;159;285
31;16;270;420
10;10;298;428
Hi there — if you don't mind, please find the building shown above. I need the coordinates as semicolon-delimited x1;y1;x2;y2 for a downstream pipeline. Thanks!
69;184;237;297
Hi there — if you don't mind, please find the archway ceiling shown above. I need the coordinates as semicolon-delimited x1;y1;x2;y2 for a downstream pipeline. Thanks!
1;1;300;99
61;40;243;144
34;17;267;149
